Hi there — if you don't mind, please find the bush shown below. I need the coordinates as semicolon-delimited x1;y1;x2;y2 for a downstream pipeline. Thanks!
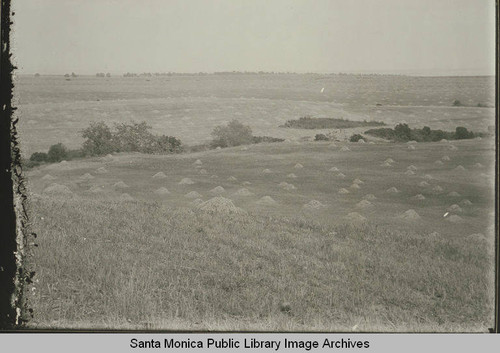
81;122;116;156
30;152;48;162
315;134;329;141
282;116;385;129
211;120;253;148
113;121;157;153
453;100;462;106
455;127;473;140
394;123;412;141
349;134;365;142
153;135;183;153
47;143;68;163
253;136;285;144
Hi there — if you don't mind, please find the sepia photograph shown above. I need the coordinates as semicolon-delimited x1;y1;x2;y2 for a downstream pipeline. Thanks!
8;0;496;331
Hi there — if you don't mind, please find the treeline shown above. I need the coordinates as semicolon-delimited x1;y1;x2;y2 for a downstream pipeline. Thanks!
281;116;385;129
365;124;484;142
26;121;182;168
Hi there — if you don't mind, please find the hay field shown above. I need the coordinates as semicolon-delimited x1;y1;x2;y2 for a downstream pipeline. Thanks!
18;74;495;331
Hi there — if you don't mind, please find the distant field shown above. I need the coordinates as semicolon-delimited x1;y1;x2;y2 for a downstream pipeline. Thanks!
15;75;495;156
26;138;495;330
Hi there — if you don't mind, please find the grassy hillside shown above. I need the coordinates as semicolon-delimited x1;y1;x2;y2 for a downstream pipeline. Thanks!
25;138;495;331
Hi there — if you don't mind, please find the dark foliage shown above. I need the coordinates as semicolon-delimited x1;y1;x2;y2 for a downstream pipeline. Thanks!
211;120;254;148
315;134;329;141
29;152;48;162
349;134;365;142
365;124;482;142
281;116;385;129
47;143;68;163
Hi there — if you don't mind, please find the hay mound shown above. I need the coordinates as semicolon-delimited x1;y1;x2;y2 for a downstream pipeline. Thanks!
445;214;463;223
454;165;466;171
440;139;449;143
113;181;129;189
227;176;238;181
191;198;204;206
432;185;443;192
211;175;218;179
209;186;225;194
353;178;364;185
428;231;441;237
399;209;421;221
242;181;252;186
363;194;377;200
350;183;361;190
446;204;463;213
199;169;208;175
193;159;203;166
473;163;484;168
43;183;72;195
185;191;202;198
179;178;195;185
287;173;297;179
418;181;430;187
356;200;373;209
386;187;400;194
448;145;458;151
460;199;472;206
412;194;426;200
198;197;246;215
404;170;415;176
434;160;444;166
88;185;104;193
101;154;114;162
256;196;277;205
358;139;366;144
294;163;304;169
423;174;433;180
441;155;451;161
384;158;395;164
279;182;296;190
303;200;327;210
343;212;366;223
407;165;417;171
96;167;108;174
408;145;416;150
154;187;170;195
262;169;272;174
340;146;351;151
119;193;134;201
407;140;417;144
338;188;350;194
380;162;392;167
152;172;167;179
233;188;253;196
240;146;248;151
448;191;461;197
42;174;56;181
329;167;339;172
336;173;346;179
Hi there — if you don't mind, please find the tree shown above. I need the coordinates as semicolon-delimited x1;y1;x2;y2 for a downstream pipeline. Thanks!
211;120;253;148
81;122;116;156
452;99;462;106
455;126;472;140
422;126;431;135
47;143;68;162
113;121;156;153
29;152;47;162
394;123;412;141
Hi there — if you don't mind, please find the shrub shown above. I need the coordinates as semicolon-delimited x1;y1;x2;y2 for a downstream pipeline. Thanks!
81;122;116;156
253;136;285;144
47;143;68;163
211;120;253;148
29;152;48;162
315;134;329;141
349;134;365;142
394;123;412;141
452;99;462;106
282;116;385;129
455;127;473;140
113;121;157;153
153;135;183;153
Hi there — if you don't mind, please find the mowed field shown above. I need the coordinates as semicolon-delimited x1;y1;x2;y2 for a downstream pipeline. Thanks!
18;74;496;331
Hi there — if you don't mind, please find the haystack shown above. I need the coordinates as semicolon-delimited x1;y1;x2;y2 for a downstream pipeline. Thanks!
408;145;416;150
460;199;472;206
303;200;327;210
386;187;399;194
242;181;252;186
240;146;248;151
193;159;203;166
454;165;466;172
350;183;361;190
329;167;339;172
227;176;238;181
445;214;463;223
441;155;451;161
191;198;204;206
96;166;108;174
473;163;484;168
428;231;441;237
154;187;170;195
42;174;56;181
262;169;272;174
432;185;443;192
338;188;350;194
423;174;433;180
198;197;246;215
418;181;430;187
185;191;202;198
434;160;444;166
79;173;95;182
279;182;296;190
412;194;426;200
101;154;114;162
384;158;395;164
119;193;134;201
363;194;377;200
113;181;129;189
199;169;208;175
358;139;366;144
380;162;392;167
340;146;350;151
448;145;458;151
352;178;364;185
209;186;225;195
211;175;218;179
256;196;277;205
404;170;415;176
233;188;253;196
407;140;417;144
152;172;167;179
179;178;195;185
399;209;421;221
43;183;72;195
294;163;304;169
287;173;297;179
356;200;373;209
343;212;366;223
448;191;461;197
88;185;104;193
336;173;346;179
446;204;463;213
407;165;417;171
440;139;449;143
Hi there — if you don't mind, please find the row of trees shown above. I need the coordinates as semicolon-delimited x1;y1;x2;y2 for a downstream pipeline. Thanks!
365;123;481;142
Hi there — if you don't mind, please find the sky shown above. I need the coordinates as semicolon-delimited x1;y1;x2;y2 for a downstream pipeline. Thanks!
11;0;496;76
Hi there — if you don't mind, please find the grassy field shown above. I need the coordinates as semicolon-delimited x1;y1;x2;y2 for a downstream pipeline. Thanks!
17;74;495;331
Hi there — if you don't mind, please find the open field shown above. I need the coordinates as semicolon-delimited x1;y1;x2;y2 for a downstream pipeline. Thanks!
17;74;495;331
